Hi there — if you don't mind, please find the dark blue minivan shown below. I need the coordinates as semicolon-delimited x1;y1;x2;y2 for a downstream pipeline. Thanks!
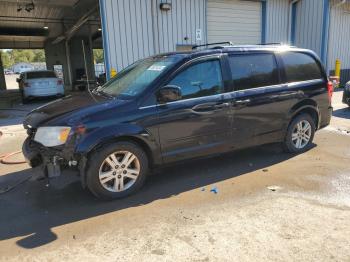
23;44;333;200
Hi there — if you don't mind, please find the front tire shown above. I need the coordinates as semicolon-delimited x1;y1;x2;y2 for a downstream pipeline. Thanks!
86;142;149;200
283;113;315;153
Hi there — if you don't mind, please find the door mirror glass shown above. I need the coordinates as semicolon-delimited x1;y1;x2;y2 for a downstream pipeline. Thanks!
157;85;182;103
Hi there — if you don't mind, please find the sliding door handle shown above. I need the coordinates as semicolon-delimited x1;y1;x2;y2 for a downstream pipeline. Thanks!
214;102;230;109
234;99;251;106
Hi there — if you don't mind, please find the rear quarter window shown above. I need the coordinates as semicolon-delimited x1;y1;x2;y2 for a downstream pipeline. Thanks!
280;52;323;83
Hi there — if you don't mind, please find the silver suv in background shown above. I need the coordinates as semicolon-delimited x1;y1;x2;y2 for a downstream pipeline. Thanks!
17;70;65;103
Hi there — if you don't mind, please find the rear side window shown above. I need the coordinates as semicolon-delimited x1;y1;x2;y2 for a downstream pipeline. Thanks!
280;52;323;82
228;53;279;91
26;71;57;79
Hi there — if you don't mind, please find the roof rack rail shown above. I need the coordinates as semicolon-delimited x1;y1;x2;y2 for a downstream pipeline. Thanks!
259;42;286;45
192;41;233;50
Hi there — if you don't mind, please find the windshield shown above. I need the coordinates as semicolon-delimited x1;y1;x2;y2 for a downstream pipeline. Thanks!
99;55;184;98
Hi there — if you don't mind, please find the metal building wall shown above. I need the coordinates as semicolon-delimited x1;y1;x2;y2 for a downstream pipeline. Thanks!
327;1;350;83
100;0;206;75
154;0;206;53
294;0;324;56
100;0;155;74
266;0;290;44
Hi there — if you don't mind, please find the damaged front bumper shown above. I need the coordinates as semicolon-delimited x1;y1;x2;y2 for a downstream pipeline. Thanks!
22;135;86;182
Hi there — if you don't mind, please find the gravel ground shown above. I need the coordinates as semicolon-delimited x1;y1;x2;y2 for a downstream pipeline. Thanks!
0;91;349;261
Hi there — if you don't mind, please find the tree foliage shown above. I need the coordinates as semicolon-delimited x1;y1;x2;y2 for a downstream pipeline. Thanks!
0;50;12;68
0;49;46;69
93;49;104;64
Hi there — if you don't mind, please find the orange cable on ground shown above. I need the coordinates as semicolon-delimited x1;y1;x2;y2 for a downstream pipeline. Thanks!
0;130;26;165
0;151;26;165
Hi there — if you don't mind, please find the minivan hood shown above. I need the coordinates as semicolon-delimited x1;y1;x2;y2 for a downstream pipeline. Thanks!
23;92;109;128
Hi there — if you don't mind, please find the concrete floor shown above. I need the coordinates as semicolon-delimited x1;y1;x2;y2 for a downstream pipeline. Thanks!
0;91;349;261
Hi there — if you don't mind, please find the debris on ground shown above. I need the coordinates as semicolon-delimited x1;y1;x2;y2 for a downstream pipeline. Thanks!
262;169;269;172
201;188;206;191
267;185;282;192
210;186;218;194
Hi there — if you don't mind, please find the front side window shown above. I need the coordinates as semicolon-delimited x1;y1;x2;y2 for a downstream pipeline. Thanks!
280;52;323;83
228;53;279;91
168;60;223;100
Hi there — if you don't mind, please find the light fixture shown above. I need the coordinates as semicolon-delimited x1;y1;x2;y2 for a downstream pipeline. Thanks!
98;28;102;31
43;26;49;30
160;3;171;11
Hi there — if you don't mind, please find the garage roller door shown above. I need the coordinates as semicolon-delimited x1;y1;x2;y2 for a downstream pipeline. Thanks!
207;0;262;44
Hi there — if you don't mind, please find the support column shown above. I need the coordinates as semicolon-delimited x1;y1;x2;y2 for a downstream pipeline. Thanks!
44;39;70;90
0;53;6;90
65;40;73;87
69;37;95;84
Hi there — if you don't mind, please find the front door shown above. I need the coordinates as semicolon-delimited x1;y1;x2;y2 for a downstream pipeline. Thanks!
157;57;232;163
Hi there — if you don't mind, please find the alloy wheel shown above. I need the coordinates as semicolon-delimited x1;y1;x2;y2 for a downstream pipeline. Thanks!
98;151;140;192
291;120;312;149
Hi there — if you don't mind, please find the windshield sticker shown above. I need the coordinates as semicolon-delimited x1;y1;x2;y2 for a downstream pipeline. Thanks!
147;65;166;71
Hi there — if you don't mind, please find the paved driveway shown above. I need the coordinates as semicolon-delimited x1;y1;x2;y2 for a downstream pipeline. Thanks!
0;92;349;261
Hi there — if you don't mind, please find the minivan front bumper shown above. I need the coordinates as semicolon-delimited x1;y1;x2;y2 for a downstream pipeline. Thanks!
22;136;79;178
22;137;42;167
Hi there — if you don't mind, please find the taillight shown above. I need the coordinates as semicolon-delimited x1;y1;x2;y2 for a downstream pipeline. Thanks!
24;82;30;87
57;79;63;85
327;80;333;104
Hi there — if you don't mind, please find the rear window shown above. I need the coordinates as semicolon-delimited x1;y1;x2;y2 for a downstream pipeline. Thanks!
26;71;57;79
228;53;279;91
280;52;323;82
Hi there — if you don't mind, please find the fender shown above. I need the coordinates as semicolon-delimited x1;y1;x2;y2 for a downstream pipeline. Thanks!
75;123;162;165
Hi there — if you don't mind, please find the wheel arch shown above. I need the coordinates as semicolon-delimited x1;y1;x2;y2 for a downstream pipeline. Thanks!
86;135;155;168
79;134;159;189
287;100;320;130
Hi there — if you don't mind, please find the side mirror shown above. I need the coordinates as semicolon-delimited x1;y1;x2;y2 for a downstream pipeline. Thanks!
16;78;20;83
157;85;182;104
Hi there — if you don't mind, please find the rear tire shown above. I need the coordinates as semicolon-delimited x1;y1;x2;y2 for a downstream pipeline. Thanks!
86;141;149;200
283;113;315;153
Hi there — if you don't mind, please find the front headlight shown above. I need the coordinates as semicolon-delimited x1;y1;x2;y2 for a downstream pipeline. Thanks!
34;126;71;147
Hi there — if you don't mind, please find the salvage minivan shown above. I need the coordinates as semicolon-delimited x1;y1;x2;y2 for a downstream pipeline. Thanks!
22;43;333;200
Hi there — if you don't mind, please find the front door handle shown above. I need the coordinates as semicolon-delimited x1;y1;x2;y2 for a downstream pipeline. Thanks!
192;102;230;113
